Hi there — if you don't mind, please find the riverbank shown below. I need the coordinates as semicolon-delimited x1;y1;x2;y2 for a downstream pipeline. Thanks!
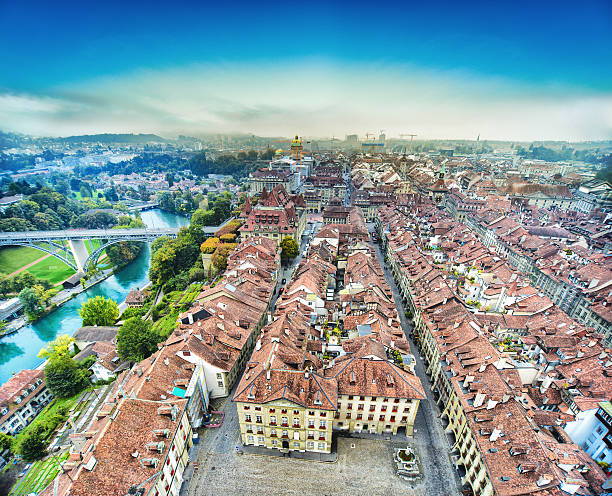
0;209;190;384
2;268;117;337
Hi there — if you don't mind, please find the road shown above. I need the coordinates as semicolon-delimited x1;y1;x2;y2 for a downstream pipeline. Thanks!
369;225;462;496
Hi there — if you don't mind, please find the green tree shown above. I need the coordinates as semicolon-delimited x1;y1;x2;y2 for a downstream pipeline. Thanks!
78;296;119;326
0;432;12;453
44;354;89;399
15;426;47;461
38;334;75;359
19;287;44;319
117;318;159;362
280;236;299;263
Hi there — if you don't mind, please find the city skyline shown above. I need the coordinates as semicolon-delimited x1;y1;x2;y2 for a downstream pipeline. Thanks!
1;0;611;140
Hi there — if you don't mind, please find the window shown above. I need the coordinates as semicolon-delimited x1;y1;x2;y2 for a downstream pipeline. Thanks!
347;403;353;410
348;395;354;400
270;429;277;437
269;415;276;425
401;416;407;422
390;416;396;422
294;410;300;415
320;412;326;417
359;396;365;401
318;442;325;450
369;405;376;412
357;414;362;420
256;415;262;423
281;417;288;426
281;409;287;414
308;430;314;439
244;406;250;410
308;419;315;428
368;414;374;421
247;435;254;443
381;406;387;412
392;406;398;413
358;404;364;411
309;411;315;416
245;414;252;422
293;419;300;427
346;413;351;419
255;406;261;411
282;430;288;438
258;436;265;444
307;441;314;449
257;425;263;434
216;373;222;380
272;439;277;446
379;415;385;421
269;408;275;413
294;442;300;448
217;381;224;388
319;420;326;428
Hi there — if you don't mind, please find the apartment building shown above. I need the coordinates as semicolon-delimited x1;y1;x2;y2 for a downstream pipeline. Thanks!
375;204;608;496
0;369;53;435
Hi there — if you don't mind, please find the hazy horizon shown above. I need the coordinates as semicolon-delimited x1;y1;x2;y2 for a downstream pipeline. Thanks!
1;1;611;142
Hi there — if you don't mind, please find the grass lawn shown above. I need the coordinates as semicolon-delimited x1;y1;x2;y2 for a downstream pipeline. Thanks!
13;393;82;448
9;452;69;496
0;246;44;274
28;257;75;285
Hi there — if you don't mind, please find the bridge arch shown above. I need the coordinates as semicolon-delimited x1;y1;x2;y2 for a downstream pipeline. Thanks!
0;241;78;272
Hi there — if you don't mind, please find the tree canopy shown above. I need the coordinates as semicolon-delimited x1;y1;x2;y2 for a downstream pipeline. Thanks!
117;317;159;362
39;335;90;399
280;236;299;263
78;296;119;326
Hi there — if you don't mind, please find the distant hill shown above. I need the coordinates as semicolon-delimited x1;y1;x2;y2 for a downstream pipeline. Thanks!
57;133;169;144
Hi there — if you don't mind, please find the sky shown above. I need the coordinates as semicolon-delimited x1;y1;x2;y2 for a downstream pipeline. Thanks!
0;0;611;141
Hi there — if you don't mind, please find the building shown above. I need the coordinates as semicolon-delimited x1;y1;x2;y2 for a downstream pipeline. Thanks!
249;169;296;195
565;401;612;465
239;185;307;246
175;237;280;398
124;288;148;308
0;370;53;435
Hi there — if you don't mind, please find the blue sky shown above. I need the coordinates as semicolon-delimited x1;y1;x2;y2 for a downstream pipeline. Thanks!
0;0;611;139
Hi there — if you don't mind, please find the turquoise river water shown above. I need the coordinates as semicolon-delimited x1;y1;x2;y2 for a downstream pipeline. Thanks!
0;209;189;384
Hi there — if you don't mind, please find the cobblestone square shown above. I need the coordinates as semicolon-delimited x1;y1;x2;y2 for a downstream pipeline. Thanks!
188;437;428;496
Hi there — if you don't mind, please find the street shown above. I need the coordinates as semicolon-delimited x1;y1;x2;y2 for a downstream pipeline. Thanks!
369;226;462;496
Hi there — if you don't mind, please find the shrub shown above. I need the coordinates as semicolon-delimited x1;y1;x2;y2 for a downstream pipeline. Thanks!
219;233;236;243
200;237;220;254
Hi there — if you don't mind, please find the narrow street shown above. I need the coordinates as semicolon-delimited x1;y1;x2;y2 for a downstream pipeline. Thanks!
369;227;462;496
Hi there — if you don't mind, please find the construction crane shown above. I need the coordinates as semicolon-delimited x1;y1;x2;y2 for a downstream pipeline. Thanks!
399;133;417;153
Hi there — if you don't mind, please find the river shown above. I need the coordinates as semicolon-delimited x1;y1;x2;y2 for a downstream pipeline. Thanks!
0;209;189;384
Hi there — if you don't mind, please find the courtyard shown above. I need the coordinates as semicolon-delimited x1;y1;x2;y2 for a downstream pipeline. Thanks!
187;436;429;496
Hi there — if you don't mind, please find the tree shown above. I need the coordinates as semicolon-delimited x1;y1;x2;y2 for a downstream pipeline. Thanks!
44;354;89;399
19;287;44;319
280;236;299;263
15;426;47;461
38;335;89;398
117;318;159;362
78;296;119;326
0;432;12;453
38;334;75;359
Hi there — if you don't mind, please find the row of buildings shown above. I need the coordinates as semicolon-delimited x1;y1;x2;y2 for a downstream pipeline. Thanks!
234;208;426;453
42;236;281;496
376;200;610;496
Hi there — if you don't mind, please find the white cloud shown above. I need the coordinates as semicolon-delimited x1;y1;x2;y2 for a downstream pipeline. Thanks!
1;61;610;140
